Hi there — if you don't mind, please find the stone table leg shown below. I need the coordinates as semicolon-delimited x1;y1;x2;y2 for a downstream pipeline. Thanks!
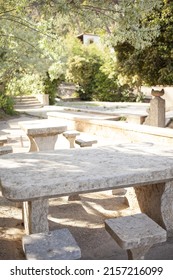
28;134;58;152
127;245;151;260
23;198;49;234
63;135;76;148
28;136;38;152
125;181;173;237
161;181;173;236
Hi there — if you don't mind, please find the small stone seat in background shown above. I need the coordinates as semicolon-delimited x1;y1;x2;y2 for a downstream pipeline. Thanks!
75;138;97;147
105;213;166;260
63;130;80;148
22;228;81;260
0;146;13;155
0;135;7;146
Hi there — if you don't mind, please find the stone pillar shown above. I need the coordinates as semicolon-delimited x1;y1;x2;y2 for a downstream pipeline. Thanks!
23;198;49;234
125;181;173;237
144;89;165;127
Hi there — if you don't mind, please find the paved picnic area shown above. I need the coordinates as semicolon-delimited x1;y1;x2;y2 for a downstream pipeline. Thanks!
1;106;173;260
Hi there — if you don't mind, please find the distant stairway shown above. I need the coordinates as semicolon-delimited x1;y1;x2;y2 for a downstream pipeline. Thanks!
13;96;43;110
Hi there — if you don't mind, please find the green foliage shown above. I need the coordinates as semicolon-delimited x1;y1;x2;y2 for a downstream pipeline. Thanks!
44;73;64;105
66;45;117;101
115;1;173;86
66;43;141;102
0;0;164;104
0;93;15;115
6;74;45;96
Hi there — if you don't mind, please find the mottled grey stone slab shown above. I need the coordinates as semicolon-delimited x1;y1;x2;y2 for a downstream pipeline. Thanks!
18;119;67;151
22;229;81;260
1;142;173;235
0;146;13;155
23;199;49;234
18;119;67;136
1;142;173;202
75;138;97;147
105;213;166;249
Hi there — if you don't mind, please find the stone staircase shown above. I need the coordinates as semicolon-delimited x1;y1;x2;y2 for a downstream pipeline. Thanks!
13;96;43;110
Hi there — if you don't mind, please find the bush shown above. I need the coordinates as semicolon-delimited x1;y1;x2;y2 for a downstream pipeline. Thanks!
0;93;15;115
44;73;65;105
66;44;140;102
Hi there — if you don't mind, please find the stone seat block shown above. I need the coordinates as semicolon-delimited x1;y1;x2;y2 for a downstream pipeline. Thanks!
0;135;7;146
75;138;97;147
105;213;166;260
63;130;80;148
22;228;81;260
0;146;13;155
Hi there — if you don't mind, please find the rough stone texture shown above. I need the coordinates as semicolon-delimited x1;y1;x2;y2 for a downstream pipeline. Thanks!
1;142;173;235
144;97;165;127
125;174;173;237
22;228;81;260
160;181;173;237
0;146;13;155
126;184;165;228
105;213;166;260
75;138;97;147
0;135;7;146
47;110;173;146
63;130;80;148
23;199;49;234
18;119;67;151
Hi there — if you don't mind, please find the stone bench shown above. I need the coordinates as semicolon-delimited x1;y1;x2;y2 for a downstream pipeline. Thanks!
22;228;81;260
75;138;97;147
63;130;80;148
0;135;7;146
105;213;166;260
0;146;13;155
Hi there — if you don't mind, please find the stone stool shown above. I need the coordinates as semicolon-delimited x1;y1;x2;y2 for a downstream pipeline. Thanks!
0;135;7;146
63;130;80;148
22;228;81;260
0;146;13;155
75;138;97;147
105;213;166;260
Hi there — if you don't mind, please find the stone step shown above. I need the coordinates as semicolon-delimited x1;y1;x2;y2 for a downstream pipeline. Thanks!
14;102;42;107
13;96;38;100
13;95;43;110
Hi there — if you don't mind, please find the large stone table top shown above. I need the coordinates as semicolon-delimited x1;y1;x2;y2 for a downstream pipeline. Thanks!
1;142;173;202
18;119;67;136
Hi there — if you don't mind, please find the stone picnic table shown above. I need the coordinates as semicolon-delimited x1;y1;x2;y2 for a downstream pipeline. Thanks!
0;142;173;236
18;119;67;152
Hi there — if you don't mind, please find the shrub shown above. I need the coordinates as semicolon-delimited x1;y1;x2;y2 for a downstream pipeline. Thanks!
0;93;15;115
66;44;142;102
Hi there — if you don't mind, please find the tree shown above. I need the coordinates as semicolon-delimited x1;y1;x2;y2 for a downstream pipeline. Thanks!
114;0;173;87
0;0;163;110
